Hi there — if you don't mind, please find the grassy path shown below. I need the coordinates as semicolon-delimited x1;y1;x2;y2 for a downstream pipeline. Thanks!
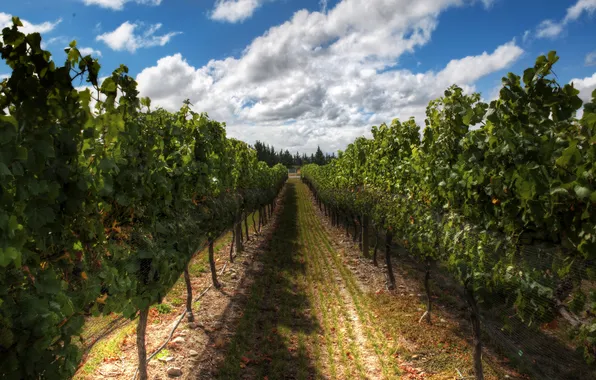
215;180;401;379
79;179;518;379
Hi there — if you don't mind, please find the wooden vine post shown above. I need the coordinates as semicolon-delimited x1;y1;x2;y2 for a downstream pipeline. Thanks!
209;240;220;288
385;230;396;289
345;215;350;237
137;307;150;380
229;229;235;262
423;258;432;324
235;212;243;255
244;212;250;241
362;214;369;257
373;227;379;266
184;266;194;322
464;280;484;380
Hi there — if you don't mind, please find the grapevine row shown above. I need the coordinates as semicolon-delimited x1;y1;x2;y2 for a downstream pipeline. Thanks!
0;19;286;379
301;52;596;378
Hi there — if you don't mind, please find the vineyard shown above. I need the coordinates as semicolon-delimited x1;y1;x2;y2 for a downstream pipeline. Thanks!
0;19;285;380
1;16;596;380
301;52;596;378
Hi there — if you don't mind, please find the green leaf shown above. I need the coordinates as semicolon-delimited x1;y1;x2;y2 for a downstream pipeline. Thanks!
462;108;474;126
575;186;591;200
98;158;117;171
551;187;569;197
8;215;20;236
0;247;21;267
10;162;24;176
16;147;28;161
33;141;55;158
523;68;535;86
0;162;12;176
517;179;535;200
555;143;580;168
101;77;117;93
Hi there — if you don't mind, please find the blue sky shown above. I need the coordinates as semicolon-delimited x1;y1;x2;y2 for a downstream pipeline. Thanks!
1;0;596;153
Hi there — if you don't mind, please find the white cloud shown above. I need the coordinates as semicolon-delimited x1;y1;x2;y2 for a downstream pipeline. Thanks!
79;47;102;57
210;0;265;23
585;51;596;66
536;19;564;39
136;0;523;154
570;72;596;103
522;29;530;43
535;0;596;40
320;0;328;13
0;12;61;35
96;22;180;53
82;0;162;11
563;0;596;22
480;0;495;8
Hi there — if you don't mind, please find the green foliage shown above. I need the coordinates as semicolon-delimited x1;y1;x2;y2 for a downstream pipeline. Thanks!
154;303;173;314
0;19;287;379
302;52;596;364
170;297;183;307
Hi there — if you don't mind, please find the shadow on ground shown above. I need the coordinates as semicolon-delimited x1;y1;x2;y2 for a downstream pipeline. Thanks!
381;244;596;380
191;183;322;380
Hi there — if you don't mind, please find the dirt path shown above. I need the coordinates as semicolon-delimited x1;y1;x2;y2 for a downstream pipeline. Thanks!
186;180;402;379
80;179;522;379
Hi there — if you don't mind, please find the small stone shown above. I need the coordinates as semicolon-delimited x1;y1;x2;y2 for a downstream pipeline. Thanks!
99;363;121;377
440;318;446;323
167;367;182;377
189;350;199;356
172;336;185;344
159;356;175;363
411;354;420;360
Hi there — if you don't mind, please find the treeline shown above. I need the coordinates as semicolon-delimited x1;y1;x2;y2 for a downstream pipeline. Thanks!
254;141;335;167
302;52;596;379
0;19;286;380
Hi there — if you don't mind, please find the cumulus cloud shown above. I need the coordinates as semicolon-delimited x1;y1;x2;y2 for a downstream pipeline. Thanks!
79;47;103;57
96;22;180;53
0;12;61;35
137;0;523;153
210;0;272;23
82;0;162;11
534;0;596;39
571;72;596;103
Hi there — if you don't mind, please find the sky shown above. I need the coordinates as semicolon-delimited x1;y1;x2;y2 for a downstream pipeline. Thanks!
1;0;596;154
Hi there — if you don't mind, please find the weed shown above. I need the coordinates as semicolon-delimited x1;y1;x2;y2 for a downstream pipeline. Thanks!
155;303;172;314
